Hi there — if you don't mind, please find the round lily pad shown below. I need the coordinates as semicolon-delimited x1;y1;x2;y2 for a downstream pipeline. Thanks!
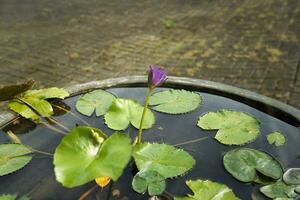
0;144;32;176
149;89;201;114
197;110;260;145
132;170;166;196
174;179;239;200
260;181;298;199
75;89;116;116
267;131;286;147
104;98;155;130
283;168;300;185
223;148;282;183
133;142;195;179
53;126;132;188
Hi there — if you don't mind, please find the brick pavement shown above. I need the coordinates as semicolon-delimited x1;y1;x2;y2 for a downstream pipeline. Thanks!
0;0;299;109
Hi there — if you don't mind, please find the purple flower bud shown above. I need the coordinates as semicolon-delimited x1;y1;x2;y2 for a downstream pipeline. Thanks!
148;65;167;88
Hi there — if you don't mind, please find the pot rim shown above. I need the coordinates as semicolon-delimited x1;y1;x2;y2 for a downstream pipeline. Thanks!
1;76;299;127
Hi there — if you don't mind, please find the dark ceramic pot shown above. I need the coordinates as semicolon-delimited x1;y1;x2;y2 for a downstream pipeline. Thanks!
0;76;299;200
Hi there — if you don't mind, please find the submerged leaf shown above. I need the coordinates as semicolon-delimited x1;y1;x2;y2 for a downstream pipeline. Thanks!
104;98;155;130
76;89;116;116
95;176;111;188
149;89;201;114
132;170;166;196
223;148;282;183
0;144;32;176
0;80;34;101
174;179;239;200
267;131;286;147
197;110;260;145
260;181;298;199
54;126;132;188
133;143;195;179
283;168;300;185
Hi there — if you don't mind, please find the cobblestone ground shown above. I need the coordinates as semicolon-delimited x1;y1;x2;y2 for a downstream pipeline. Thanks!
0;0;299;109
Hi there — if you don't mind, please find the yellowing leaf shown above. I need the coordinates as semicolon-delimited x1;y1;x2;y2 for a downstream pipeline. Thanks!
95;176;111;188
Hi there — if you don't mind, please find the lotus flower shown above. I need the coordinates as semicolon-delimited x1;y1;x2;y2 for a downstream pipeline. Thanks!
148;65;167;88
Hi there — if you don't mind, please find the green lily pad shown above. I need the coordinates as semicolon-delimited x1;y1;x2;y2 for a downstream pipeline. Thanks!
260;181;298;199
174;179;240;200
133;143;195;178
0;80;34;101
75;89;116;116
54;126;132;188
197;110;260;145
0;144;32;176
132;170;166;196
223;148;282;183
283;168;300;185
295;185;300;194
104;98;155;130
267;131;286;147
149;89;201;114
0;194;17;200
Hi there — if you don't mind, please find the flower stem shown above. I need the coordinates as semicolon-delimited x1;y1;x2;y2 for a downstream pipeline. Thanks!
137;88;153;144
51;103;90;126
173;136;211;147
30;147;53;156
46;117;71;132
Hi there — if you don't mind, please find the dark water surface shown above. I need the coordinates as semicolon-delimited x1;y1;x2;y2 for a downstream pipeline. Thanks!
0;87;299;200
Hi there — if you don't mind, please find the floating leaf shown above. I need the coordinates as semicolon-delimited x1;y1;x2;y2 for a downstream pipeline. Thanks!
76;89;116;116
295;185;300;194
0;144;32;176
149;89;201;114
8;101;39;121
24;87;69;99
0;194;16;200
0;80;34;101
174;179;239;200
8;87;69;121
17;196;30;200
104;98;155;130
0;195;30;200
223;148;282;183
267;131;286;147
283;168;300;185
197;110;260;145
133;143;195;178
54;126;132;188
260;181;298;199
132;170;166;196
21;97;53;117
95;176;111;188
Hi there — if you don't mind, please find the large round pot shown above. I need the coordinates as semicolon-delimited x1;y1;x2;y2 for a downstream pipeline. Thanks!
0;76;299;200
